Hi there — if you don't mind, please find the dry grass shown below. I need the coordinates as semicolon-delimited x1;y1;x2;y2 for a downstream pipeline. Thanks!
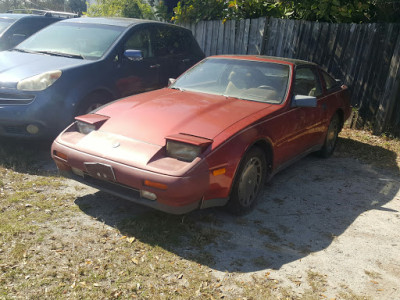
337;128;400;173
1;129;397;299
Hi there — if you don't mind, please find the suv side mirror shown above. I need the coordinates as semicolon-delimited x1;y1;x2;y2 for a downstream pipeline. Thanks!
292;95;317;107
124;49;143;61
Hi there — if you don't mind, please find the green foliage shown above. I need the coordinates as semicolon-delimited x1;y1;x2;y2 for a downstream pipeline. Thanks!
86;0;155;19
154;1;173;22
69;0;87;14
172;0;226;23
171;0;400;24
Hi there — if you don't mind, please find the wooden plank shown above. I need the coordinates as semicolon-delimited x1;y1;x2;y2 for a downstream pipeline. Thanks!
309;21;321;63
275;18;285;57
264;17;278;56
255;17;266;55
222;20;232;54
375;29;400;132
216;21;225;55
243;18;250;54
203;21;212;56
282;19;294;58
236;19;245;54
248;18;265;54
229;19;236;54
210;20;220;56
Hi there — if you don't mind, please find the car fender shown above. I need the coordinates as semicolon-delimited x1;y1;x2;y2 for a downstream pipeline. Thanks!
203;124;274;201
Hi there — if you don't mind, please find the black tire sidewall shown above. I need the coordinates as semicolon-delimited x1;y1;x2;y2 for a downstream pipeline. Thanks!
226;147;267;215
319;113;340;158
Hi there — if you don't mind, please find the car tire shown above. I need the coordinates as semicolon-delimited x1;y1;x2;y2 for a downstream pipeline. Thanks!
76;92;111;116
318;113;340;158
226;147;267;215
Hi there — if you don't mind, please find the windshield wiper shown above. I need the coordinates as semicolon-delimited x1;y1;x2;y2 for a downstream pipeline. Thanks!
36;51;84;59
12;48;37;54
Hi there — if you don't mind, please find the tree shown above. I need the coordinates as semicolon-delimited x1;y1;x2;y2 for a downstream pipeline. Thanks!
69;0;86;14
170;0;400;24
86;0;155;19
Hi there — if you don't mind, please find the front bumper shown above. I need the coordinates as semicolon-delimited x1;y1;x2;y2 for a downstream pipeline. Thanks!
52;140;211;214
0;89;72;139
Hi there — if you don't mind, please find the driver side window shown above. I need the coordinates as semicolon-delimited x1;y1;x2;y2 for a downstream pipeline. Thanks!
124;29;153;59
294;67;322;97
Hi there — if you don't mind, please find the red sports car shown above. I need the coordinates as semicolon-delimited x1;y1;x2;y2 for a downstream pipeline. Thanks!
51;55;351;215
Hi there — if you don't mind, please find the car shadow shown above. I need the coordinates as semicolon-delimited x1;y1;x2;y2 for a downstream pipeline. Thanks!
74;138;400;273
0;138;57;175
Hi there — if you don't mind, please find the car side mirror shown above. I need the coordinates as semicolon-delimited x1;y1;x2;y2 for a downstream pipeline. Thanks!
168;78;176;86
124;49;143;61
292;95;317;108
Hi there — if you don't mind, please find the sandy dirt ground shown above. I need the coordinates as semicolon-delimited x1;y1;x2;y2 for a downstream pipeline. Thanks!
44;152;400;299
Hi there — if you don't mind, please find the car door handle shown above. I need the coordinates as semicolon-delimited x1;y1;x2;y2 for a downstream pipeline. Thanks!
150;64;160;69
181;58;191;63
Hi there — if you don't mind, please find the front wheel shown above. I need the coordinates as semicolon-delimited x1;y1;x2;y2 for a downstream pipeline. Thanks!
318;113;340;158
76;92;111;116
226;147;267;215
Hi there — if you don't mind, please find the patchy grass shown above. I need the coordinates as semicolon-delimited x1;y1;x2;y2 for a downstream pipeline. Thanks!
338;128;400;173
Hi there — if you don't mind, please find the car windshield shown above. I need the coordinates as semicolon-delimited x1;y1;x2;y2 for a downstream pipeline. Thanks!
171;58;290;103
15;22;124;60
0;18;14;34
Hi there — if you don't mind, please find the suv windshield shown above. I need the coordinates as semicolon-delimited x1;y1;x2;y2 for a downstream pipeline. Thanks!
0;18;14;34
171;58;290;103
15;22;124;60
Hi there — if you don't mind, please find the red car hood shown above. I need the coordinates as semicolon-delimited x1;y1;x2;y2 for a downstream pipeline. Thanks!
96;88;277;146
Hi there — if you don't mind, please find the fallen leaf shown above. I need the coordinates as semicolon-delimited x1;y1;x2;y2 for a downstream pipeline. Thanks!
120;236;127;240
93;283;100;287
127;237;136;243
132;258;139;265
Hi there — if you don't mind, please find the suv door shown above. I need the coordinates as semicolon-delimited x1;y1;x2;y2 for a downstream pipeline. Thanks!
116;26;160;97
151;25;204;86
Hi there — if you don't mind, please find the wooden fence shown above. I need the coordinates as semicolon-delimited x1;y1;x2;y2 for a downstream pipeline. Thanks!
182;18;400;135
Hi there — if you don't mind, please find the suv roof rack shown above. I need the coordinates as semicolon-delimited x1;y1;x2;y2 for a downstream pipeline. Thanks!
6;9;78;18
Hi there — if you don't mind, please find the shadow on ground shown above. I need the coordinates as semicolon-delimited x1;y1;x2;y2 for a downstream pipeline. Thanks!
0;138;56;175
75;139;400;273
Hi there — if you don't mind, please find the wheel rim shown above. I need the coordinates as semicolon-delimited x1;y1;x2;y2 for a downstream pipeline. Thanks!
237;157;263;207
326;118;339;153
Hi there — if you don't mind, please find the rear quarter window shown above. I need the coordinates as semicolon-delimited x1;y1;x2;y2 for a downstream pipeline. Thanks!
321;70;341;91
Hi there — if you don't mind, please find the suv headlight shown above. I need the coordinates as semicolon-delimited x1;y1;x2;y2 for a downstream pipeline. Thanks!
166;140;201;162
17;70;62;91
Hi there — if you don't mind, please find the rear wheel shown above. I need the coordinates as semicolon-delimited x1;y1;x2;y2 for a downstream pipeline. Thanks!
226;147;267;215
318;113;340;158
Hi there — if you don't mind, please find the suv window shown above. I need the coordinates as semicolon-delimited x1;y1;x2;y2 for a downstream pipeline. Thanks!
152;26;192;57
124;29;153;58
11;18;57;37
294;67;322;97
